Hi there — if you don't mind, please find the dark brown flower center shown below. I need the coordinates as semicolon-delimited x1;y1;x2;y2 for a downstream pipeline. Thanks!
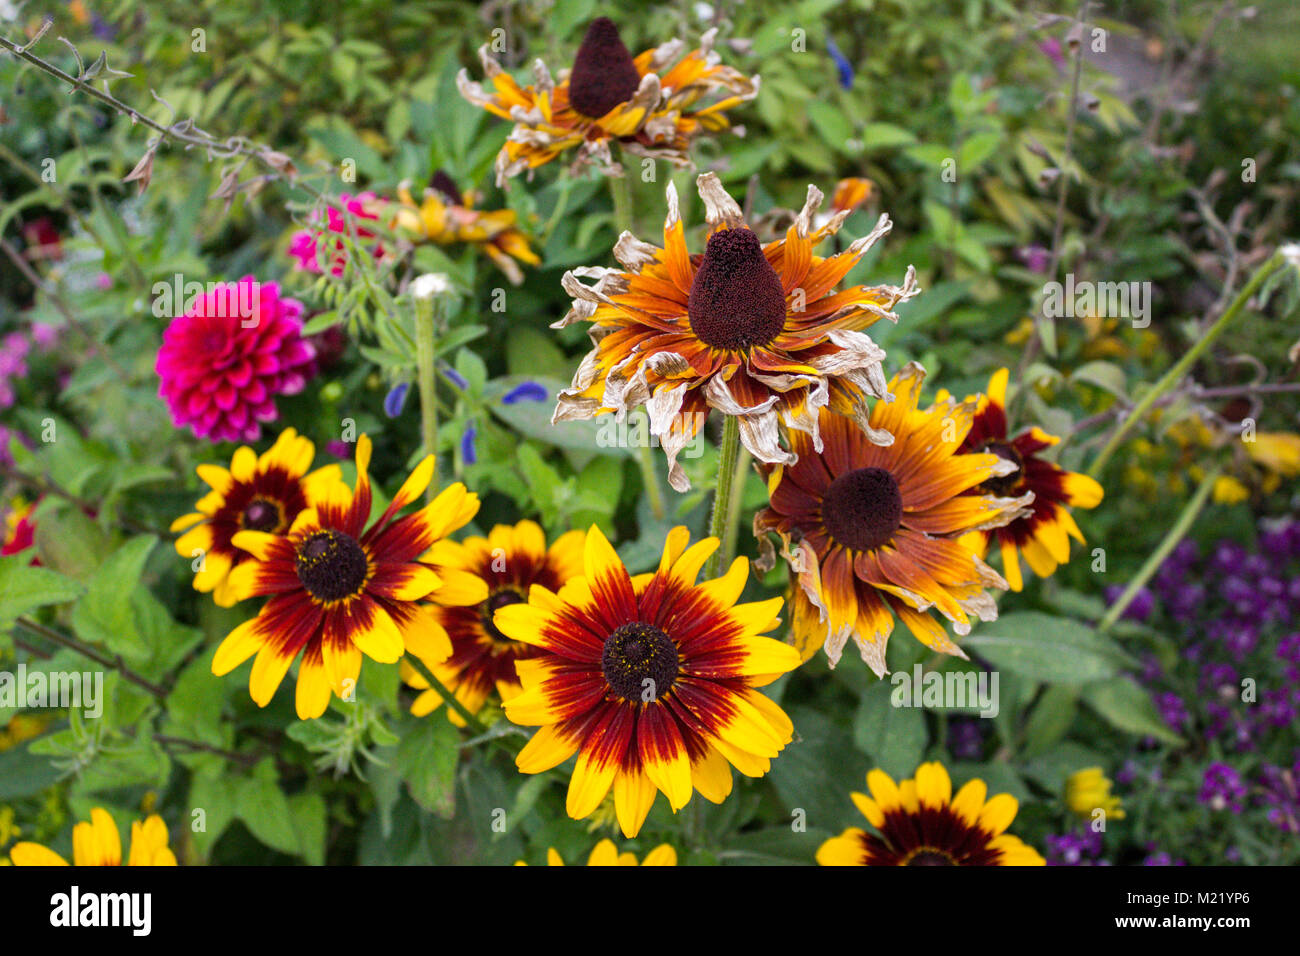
977;442;1024;496
429;169;463;206
822;467;903;552
687;228;788;351
482;588;525;644
568;17;641;118
295;529;369;603
241;497;284;533
905;848;957;866
601;621;679;702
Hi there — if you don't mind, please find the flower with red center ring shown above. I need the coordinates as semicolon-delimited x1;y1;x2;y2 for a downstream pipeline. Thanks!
954;368;1104;590
496;524;801;838
170;427;345;607
817;761;1044;866
210;435;484;719
553;172;917;491
458;18;757;184
9;808;177;866
401;520;586;724
155;276;316;443
515;839;676;866
753;363;1034;676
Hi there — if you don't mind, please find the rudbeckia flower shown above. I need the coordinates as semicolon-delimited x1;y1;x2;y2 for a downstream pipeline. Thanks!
497;525;801;837
515;839;676;866
817;762;1045;866
458;17;757;183
954;368;1103;591
170;428;344;607
210;435;483;719
402;520;585;724
390;173;539;285
1065;767;1126;821
553;172;916;491
9;808;177;866
754;364;1033;676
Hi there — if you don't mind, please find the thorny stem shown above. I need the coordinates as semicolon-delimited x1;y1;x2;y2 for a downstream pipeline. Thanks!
704;415;742;580
1087;249;1288;478
1098;466;1220;633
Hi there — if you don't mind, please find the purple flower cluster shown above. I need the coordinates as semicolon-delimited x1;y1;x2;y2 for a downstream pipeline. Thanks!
1198;762;1248;813
1;326;57;411
1258;757;1300;834
1046;828;1109;866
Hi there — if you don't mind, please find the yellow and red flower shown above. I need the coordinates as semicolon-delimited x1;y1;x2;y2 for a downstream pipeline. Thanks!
9;808;177;867
553;172;916;491
171;428;343;607
402;520;585;724
497;525;801;837
390;173;539;285
1;496;37;560
458;17;757;183
754;364;1033;676
955;368;1103;590
817;762;1044;866
210;435;483;719
516;838;677;866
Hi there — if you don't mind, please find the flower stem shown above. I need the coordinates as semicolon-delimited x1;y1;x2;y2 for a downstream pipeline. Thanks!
413;293;440;501
403;653;488;735
704;415;742;579
1097;465;1220;634
1088;249;1287;478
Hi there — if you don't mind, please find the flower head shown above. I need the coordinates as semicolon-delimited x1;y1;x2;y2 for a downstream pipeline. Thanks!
817;761;1044;865
554;173;916;491
9;808;176;866
1065;767;1125;820
390;176;539;285
210;435;482;719
497;525;801;837
459;18;757;183
755;364;1032;675
170;428;343;607
288;192;384;276
156;277;316;443
955;368;1104;590
403;521;585;724
516;838;676;866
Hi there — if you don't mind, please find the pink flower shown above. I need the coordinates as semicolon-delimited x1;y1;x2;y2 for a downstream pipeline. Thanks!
155;276;316;443
95;273;113;291
287;192;385;276
30;323;58;350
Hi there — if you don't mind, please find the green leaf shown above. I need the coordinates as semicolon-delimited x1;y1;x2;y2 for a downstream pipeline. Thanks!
0;555;84;628
768;707;864;833
69;536;156;660
1082;677;1183;745
236;773;300;858
1071;360;1128;399
288;793;328;866
852;678;927;779
859;122;917;150
395;716;459;818
961;612;1130;685
1021;685;1079;756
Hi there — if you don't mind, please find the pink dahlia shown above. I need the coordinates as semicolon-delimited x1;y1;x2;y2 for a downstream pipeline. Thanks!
156;276;316;443
287;192;385;276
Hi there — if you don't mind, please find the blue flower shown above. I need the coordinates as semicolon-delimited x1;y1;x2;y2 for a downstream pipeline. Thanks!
460;423;478;465
826;37;854;90
383;382;409;418
440;363;468;390
502;381;549;404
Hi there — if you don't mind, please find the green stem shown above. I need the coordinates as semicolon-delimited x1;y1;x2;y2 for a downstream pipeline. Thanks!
1098;465;1220;633
723;447;751;574
1088;250;1287;478
413;294;440;501
704;415;742;579
402;653;488;735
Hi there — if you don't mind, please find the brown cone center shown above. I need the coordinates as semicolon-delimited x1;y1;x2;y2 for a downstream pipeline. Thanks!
568;17;642;118
687;228;788;352
821;467;904;552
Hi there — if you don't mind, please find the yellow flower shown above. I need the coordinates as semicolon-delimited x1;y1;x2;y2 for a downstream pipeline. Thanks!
516;838;677;866
8;808;177;866
1065;767;1125;821
1213;474;1251;504
1246;431;1300;476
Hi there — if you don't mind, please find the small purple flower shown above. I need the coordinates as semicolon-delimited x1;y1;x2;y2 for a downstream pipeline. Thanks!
503;381;549;404
460;423;478;465
1104;584;1155;623
825;37;854;90
1199;762;1247;813
326;440;351;459
1141;850;1185;866
440;363;468;390
30;323;58;350
1039;36;1066;70
945;718;986;761
1016;244;1051;274
384;382;410;418
1045;828;1105;867
1277;633;1300;668
1155;691;1191;732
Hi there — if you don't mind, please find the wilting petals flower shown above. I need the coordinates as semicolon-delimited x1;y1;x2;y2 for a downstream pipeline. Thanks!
497;525;801;837
9;808;177;866
210;435;482;719
554;172;917;491
817;761;1045;866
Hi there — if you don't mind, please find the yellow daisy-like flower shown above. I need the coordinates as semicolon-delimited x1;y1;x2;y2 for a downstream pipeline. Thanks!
210;435;484;719
817;762;1044;866
1065;767;1125;821
754;363;1033;676
458;17;757;184
9;808;177;866
171;427;344;608
515;839;677;866
954;368;1104;591
402;520;585;725
553;171;917;491
390;172;539;286
497;525;801;838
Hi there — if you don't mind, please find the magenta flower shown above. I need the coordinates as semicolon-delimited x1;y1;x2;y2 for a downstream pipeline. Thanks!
287;192;384;276
155;276;315;443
